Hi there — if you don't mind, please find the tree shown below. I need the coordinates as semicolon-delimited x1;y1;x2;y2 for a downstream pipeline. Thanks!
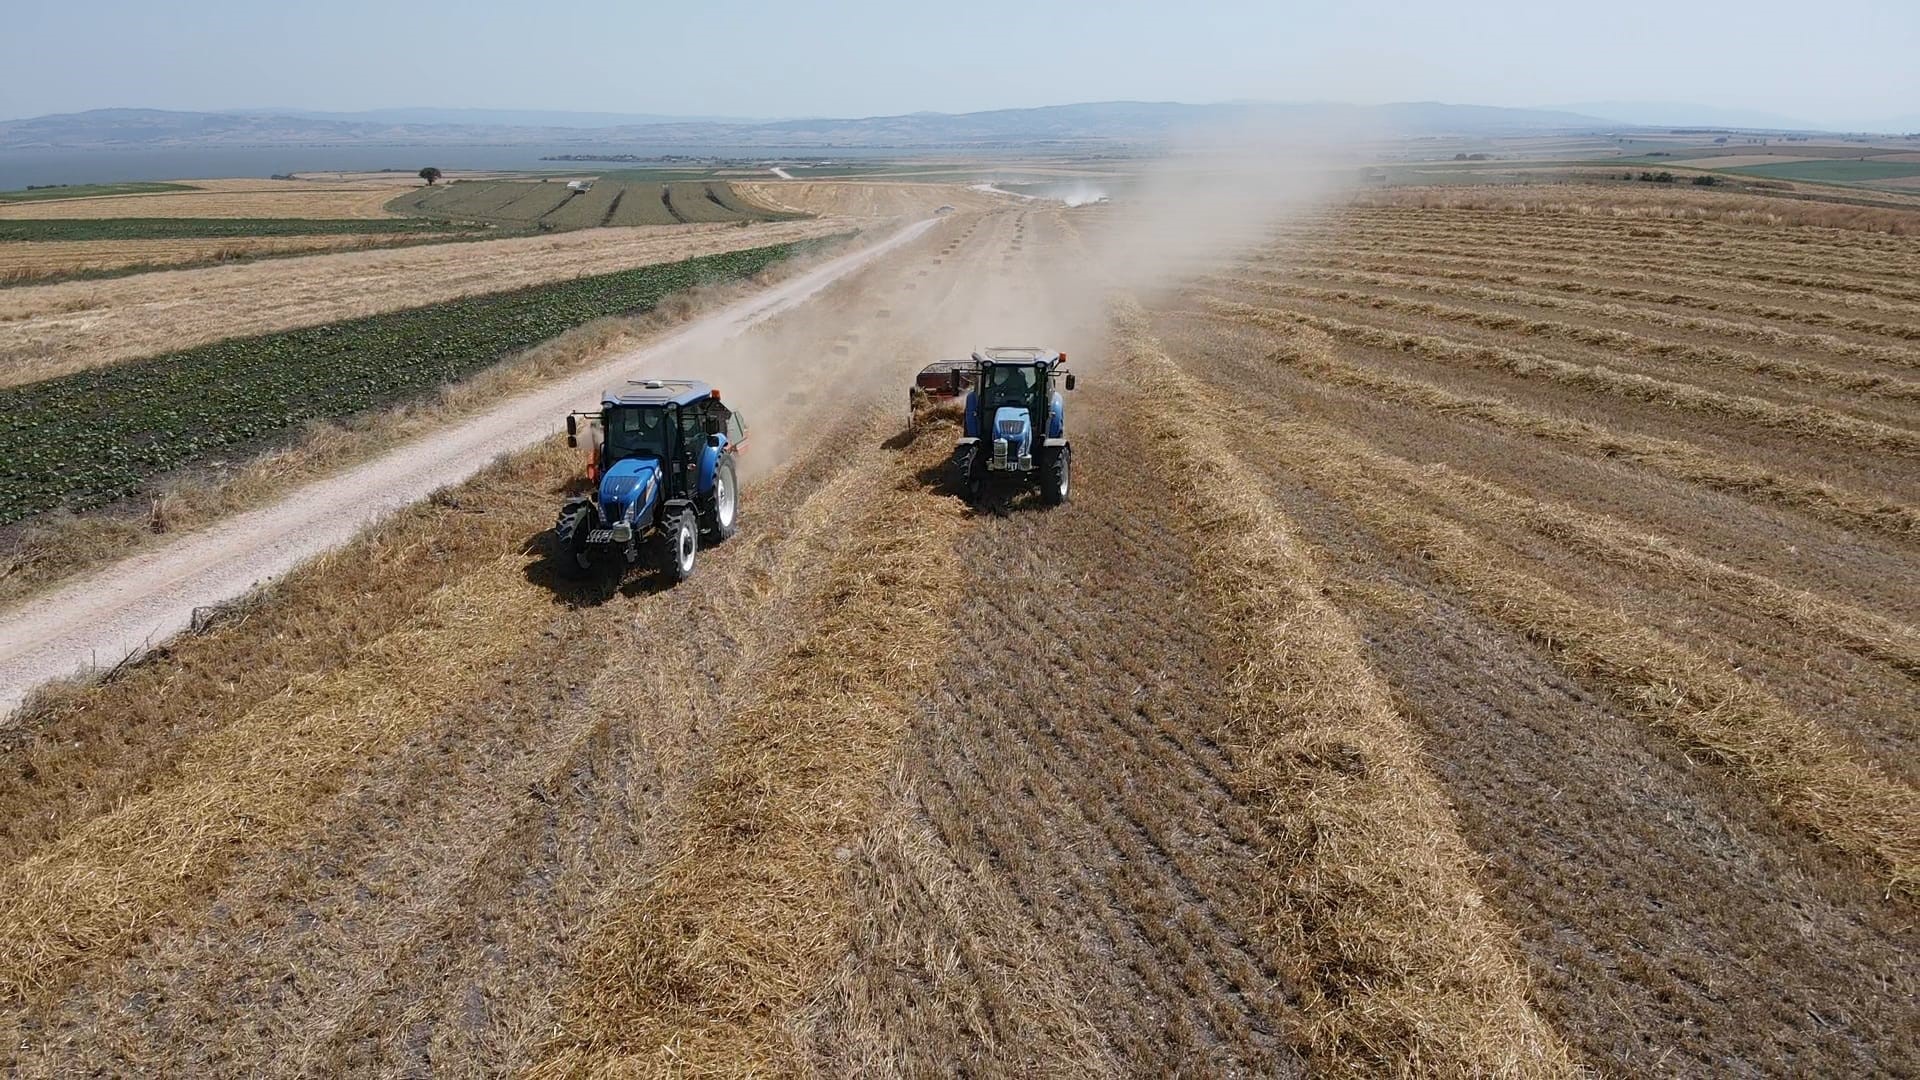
418;167;443;185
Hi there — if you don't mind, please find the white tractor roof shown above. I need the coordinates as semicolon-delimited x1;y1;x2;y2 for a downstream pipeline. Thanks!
975;346;1057;364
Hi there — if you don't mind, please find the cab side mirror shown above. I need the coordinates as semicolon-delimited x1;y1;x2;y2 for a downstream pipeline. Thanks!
1065;374;1077;391
565;414;578;448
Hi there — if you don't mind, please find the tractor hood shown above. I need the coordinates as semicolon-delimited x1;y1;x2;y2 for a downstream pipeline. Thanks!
992;406;1032;451
598;456;660;524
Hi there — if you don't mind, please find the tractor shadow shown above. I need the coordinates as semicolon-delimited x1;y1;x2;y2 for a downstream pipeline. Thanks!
521;529;680;605
893;430;1057;520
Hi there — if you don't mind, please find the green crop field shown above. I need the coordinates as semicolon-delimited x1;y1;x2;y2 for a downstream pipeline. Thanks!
663;182;748;223
0;218;472;242
0;182;196;203
606;186;682;226
1723;159;1920;183
541;184;624;229
0;238;841;523
391;179;803;229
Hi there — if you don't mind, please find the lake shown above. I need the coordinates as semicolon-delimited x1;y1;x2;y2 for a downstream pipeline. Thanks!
0;144;902;189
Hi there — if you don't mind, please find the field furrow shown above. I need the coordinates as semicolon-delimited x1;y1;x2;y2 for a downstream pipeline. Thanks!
1158;312;1920;538
1198;297;1920;458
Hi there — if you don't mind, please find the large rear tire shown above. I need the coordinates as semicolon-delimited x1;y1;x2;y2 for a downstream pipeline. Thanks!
700;458;739;542
1042;445;1071;505
555;503;594;576
655;509;699;583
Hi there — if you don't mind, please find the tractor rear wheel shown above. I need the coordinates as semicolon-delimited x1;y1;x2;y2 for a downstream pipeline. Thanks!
655;509;699;583
700;458;738;542
1042;445;1071;505
555;503;594;576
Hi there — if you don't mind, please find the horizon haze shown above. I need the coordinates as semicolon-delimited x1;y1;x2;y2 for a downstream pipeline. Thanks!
2;0;1915;131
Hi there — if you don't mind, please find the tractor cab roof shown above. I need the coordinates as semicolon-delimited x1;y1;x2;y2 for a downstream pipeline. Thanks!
602;379;716;408
973;346;1063;366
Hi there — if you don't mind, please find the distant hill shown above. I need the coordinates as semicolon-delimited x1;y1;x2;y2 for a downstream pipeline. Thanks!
249;107;760;128
1552;101;1825;131
0;101;1614;152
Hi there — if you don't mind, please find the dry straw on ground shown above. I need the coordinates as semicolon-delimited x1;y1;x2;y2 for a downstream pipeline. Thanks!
1171;318;1920;895
0;552;553;1004
1116;304;1579;1078
534;424;968;1076
1168;311;1920;538
1202;298;1920;456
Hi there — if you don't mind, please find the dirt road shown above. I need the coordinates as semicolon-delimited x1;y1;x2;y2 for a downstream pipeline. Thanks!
0;218;939;717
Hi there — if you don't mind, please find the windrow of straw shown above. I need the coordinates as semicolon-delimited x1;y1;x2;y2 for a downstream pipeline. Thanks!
1213;270;1920;382
1286;216;1920;281
533;426;968;1077
1162;317;1920;895
1115;303;1580;1079
0;551;555;1005
1268;418;1920;678
1163;311;1920;539
1266;231;1920;306
1200;298;1920;456
1271;246;1920;324
1285;251;1920;337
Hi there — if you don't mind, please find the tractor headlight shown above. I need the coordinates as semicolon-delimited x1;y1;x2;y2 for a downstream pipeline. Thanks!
611;522;633;543
992;437;1009;465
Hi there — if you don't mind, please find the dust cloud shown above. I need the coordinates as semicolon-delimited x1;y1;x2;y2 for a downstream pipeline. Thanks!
639;115;1363;476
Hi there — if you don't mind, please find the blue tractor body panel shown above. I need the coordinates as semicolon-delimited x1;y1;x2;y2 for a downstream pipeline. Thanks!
596;456;660;527
992;406;1033;460
1047;391;1066;439
696;432;727;496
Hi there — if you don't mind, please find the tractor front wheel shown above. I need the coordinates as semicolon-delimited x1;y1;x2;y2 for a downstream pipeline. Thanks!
555;503;594;576
1042;445;1071;505
655;509;699;583
953;444;989;505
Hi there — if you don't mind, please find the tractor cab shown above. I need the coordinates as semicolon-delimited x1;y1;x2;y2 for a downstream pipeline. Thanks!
555;379;746;582
953;347;1075;505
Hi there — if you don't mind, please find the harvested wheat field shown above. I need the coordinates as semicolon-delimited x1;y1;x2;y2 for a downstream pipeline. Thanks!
739;180;1006;218
0;231;442;281
0;217;850;386
0;180;409;221
0;187;1915;1078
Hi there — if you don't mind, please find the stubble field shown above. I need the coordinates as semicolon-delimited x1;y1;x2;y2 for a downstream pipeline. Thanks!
0;183;1914;1076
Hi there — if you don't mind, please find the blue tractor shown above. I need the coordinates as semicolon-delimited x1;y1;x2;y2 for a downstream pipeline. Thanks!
555;379;745;582
951;347;1076;506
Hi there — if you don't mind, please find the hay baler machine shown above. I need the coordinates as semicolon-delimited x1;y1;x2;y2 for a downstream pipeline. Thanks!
553;379;745;583
908;357;979;422
944;347;1076;506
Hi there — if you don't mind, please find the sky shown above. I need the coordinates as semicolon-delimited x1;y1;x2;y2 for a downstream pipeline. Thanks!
2;0;1916;130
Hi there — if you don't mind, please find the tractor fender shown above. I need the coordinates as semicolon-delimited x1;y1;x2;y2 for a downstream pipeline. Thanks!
1041;437;1070;450
696;433;729;496
657;496;697;535
558;496;597;528
961;390;982;438
1047;392;1066;439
